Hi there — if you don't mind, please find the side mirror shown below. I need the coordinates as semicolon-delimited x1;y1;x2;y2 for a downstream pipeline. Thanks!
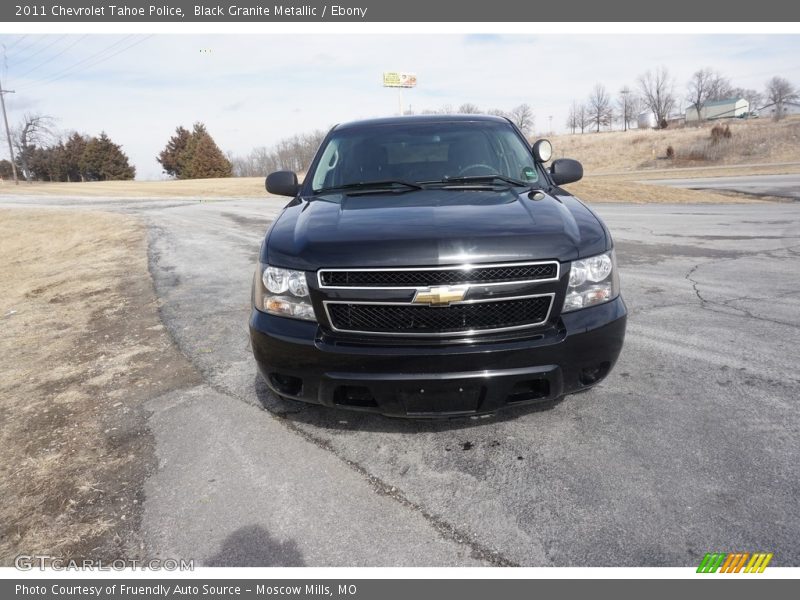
550;159;583;186
266;171;299;196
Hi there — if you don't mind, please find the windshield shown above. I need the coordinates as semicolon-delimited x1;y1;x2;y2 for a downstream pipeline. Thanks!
309;121;540;193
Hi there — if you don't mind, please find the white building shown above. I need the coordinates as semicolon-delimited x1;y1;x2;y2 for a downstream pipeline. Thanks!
759;101;800;119
685;98;749;122
637;110;657;129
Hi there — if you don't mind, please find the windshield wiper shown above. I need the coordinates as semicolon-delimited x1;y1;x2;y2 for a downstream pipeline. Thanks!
425;175;532;188
314;180;424;195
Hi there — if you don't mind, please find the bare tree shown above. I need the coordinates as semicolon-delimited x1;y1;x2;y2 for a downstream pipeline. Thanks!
587;84;613;133
230;129;327;177
421;105;455;115
765;76;798;120
458;103;481;114
638;67;676;128
508;104;534;136
566;101;580;134
730;87;763;114
686;68;732;122
13;113;55;181
617;86;640;131
485;108;507;118
576;104;591;134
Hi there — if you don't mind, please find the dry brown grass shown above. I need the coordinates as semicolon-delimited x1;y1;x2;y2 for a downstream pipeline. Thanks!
552;116;800;174
0;210;197;562
0;172;760;204
0;177;268;198
596;163;800;181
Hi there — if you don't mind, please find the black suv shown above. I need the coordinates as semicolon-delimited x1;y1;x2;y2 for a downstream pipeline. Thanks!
250;115;626;417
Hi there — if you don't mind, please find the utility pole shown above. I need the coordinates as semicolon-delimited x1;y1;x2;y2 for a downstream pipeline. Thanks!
620;87;630;132
0;77;19;184
548;115;553;135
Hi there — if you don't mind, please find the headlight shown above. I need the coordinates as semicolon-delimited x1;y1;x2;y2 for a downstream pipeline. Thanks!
254;264;316;321
562;250;619;313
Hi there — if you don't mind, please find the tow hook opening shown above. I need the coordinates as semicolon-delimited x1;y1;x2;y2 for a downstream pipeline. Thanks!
507;379;550;403
334;385;378;408
269;372;303;396
579;361;611;386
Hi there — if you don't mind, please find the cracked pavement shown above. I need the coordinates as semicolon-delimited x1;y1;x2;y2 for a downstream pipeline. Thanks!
1;196;798;566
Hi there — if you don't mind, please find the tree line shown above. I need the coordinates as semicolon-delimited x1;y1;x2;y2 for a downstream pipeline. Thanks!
1;114;135;182
414;103;536;136
225;103;538;177
228;130;326;177
566;70;798;134
1;116;236;182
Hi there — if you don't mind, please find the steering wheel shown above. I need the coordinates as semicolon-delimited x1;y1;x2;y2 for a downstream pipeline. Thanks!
457;164;495;176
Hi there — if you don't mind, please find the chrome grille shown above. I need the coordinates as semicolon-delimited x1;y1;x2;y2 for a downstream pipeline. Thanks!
319;261;559;288
325;295;553;336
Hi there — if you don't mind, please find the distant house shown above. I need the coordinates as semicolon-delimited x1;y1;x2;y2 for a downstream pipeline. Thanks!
685;97;749;122
637;110;658;129
667;112;685;127
759;101;800;118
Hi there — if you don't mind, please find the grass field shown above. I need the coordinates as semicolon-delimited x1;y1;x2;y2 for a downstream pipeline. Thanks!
551;115;800;173
0;175;754;203
0;177;267;198
0;210;198;562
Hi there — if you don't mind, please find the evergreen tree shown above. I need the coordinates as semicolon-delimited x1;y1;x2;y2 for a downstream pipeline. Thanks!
182;122;233;179
157;125;191;178
79;132;136;181
64;132;89;181
157;122;232;179
0;159;13;180
28;146;58;181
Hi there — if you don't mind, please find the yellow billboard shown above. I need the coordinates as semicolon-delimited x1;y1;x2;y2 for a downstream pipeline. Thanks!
382;72;417;88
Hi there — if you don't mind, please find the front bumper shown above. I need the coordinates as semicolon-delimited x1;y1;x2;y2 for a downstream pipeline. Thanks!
250;296;627;418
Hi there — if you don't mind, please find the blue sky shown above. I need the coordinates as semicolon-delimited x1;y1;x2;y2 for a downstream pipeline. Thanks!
1;34;799;179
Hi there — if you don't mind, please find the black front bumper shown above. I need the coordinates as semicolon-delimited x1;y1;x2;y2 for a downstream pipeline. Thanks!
249;296;627;418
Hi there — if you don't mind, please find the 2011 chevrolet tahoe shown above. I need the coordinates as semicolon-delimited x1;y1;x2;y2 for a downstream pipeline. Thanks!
249;115;627;418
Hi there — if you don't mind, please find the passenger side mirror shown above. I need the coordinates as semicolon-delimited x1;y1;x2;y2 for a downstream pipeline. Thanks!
266;171;300;196
550;159;583;186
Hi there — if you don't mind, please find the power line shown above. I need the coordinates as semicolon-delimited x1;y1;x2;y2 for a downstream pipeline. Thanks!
15;35;87;79
21;35;152;91
4;35;29;51
22;35;134;89
11;35;67;68
6;35;42;57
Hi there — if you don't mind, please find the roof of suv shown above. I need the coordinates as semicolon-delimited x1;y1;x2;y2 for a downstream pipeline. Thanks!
333;114;510;131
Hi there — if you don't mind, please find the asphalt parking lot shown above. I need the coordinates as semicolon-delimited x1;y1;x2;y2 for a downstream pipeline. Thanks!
2;195;798;566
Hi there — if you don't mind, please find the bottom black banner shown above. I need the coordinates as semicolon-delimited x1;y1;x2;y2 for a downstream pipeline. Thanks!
2;579;795;600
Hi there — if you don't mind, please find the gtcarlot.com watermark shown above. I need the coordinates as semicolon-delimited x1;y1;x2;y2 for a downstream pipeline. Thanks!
15;555;194;571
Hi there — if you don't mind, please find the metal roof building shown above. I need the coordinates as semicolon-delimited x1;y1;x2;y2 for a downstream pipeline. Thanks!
685;98;749;121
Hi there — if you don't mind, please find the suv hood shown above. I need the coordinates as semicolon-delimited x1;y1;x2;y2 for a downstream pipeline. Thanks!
263;188;608;270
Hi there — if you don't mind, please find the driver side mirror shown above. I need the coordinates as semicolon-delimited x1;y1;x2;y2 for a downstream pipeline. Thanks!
550;159;583;186
266;171;299;196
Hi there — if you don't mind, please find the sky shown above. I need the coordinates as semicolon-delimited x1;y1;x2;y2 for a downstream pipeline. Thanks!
1;33;799;180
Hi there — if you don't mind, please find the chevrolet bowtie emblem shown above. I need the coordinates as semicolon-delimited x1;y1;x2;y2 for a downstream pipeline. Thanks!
412;285;469;306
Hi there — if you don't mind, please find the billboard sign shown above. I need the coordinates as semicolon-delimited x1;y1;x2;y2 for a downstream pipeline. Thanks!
383;72;417;88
